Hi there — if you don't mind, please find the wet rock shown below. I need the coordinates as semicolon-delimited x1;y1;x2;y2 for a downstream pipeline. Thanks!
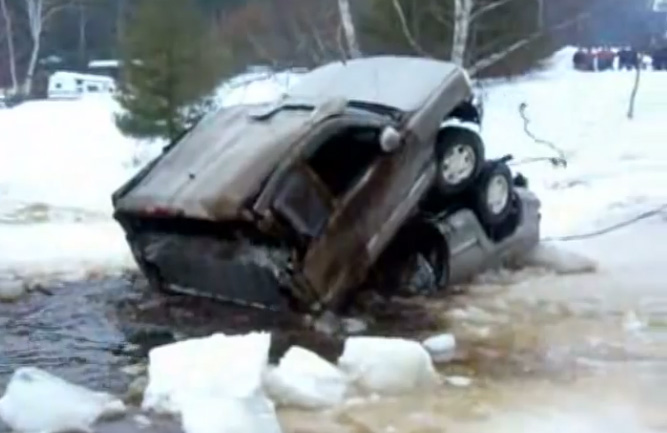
444;375;472;387
121;363;148;377
120;324;178;357
422;333;457;363
341;317;368;335
124;376;148;406
0;279;25;302
133;414;152;429
0;367;126;433
311;311;341;336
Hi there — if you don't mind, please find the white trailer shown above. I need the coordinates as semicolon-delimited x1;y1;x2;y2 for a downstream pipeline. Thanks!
47;71;116;99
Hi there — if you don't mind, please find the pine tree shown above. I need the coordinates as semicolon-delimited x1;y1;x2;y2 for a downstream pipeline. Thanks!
115;0;227;141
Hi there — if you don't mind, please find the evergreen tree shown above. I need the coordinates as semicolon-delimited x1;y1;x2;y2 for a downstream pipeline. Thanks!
115;0;227;141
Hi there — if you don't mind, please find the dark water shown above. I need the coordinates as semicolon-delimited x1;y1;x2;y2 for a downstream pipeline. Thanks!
0;278;137;393
0;276;442;396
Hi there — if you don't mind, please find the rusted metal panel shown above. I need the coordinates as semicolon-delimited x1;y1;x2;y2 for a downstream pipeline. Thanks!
114;106;315;220
300;128;437;307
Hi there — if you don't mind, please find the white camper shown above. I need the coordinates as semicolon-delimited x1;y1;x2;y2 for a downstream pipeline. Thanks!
47;71;116;99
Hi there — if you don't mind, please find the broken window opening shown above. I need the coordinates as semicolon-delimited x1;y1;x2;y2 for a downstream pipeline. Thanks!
306;127;382;198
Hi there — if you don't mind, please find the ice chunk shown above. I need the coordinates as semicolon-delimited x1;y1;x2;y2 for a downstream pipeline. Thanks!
521;244;597;275
337;337;441;395
422;333;457;363
0;278;24;302
0;367;126;433
180;392;282;433
444;376;472;387
141;332;271;415
263;346;348;409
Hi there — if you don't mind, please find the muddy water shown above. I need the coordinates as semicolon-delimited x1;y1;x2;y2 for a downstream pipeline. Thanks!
2;223;666;433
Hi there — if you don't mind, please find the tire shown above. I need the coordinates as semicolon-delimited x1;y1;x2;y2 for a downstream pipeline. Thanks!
472;160;514;227
434;127;485;196
373;224;450;297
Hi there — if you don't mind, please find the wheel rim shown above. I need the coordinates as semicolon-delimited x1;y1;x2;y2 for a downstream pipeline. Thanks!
486;174;510;215
441;144;476;185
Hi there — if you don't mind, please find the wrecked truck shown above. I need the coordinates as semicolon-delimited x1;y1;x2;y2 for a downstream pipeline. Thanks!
111;56;541;312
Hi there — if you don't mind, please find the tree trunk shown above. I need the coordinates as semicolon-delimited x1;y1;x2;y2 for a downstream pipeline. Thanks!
78;0;87;69
337;0;362;58
0;0;18;93
23;0;44;96
536;0;544;30
451;0;473;66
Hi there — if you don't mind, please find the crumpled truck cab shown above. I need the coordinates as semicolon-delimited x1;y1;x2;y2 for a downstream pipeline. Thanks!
112;55;540;312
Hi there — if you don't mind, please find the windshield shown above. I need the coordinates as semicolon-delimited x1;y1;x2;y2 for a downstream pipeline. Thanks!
284;56;461;113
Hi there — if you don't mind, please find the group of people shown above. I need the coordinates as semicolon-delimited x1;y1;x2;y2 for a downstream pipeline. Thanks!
572;46;667;71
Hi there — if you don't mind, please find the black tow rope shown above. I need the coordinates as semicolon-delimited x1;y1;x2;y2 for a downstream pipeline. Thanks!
542;203;667;242
511;103;666;242
511;102;568;168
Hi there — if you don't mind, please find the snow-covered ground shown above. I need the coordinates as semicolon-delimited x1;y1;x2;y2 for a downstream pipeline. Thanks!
0;74;304;282
1;47;665;282
482;48;667;240
2;45;667;433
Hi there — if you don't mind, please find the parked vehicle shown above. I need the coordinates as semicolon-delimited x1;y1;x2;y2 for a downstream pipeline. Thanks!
112;56;541;312
47;71;116;99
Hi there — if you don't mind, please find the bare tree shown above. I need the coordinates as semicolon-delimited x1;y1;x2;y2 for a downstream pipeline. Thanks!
21;0;69;95
219;0;341;68
391;0;590;75
77;0;88;67
392;0;525;66
337;0;362;58
0;0;18;94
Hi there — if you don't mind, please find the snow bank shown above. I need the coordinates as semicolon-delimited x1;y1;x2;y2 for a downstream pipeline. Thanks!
481;49;667;241
337;337;441;395
0;95;162;281
215;70;303;108
0;221;135;280
4;47;666;283
263;346;349;409
0;69;301;282
0;367;125;433
0;96;160;215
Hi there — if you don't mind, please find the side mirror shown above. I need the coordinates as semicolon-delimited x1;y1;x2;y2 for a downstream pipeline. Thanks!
379;126;402;153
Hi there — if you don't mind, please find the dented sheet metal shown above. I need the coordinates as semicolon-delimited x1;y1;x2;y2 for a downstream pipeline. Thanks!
114;106;315;220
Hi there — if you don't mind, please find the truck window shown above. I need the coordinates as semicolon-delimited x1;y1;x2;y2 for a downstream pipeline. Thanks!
306;126;382;198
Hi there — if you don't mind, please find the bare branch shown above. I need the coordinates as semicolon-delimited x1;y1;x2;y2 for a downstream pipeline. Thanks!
43;2;71;24
391;0;432;57
246;33;279;67
336;23;347;63
0;0;19;92
469;12;591;75
337;0;361;58
429;1;454;28
471;0;517;22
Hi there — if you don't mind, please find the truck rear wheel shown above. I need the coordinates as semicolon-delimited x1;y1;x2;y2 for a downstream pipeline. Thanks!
472;160;514;227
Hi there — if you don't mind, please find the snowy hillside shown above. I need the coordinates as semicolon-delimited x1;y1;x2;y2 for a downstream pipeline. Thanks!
1;48;666;282
482;49;667;239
